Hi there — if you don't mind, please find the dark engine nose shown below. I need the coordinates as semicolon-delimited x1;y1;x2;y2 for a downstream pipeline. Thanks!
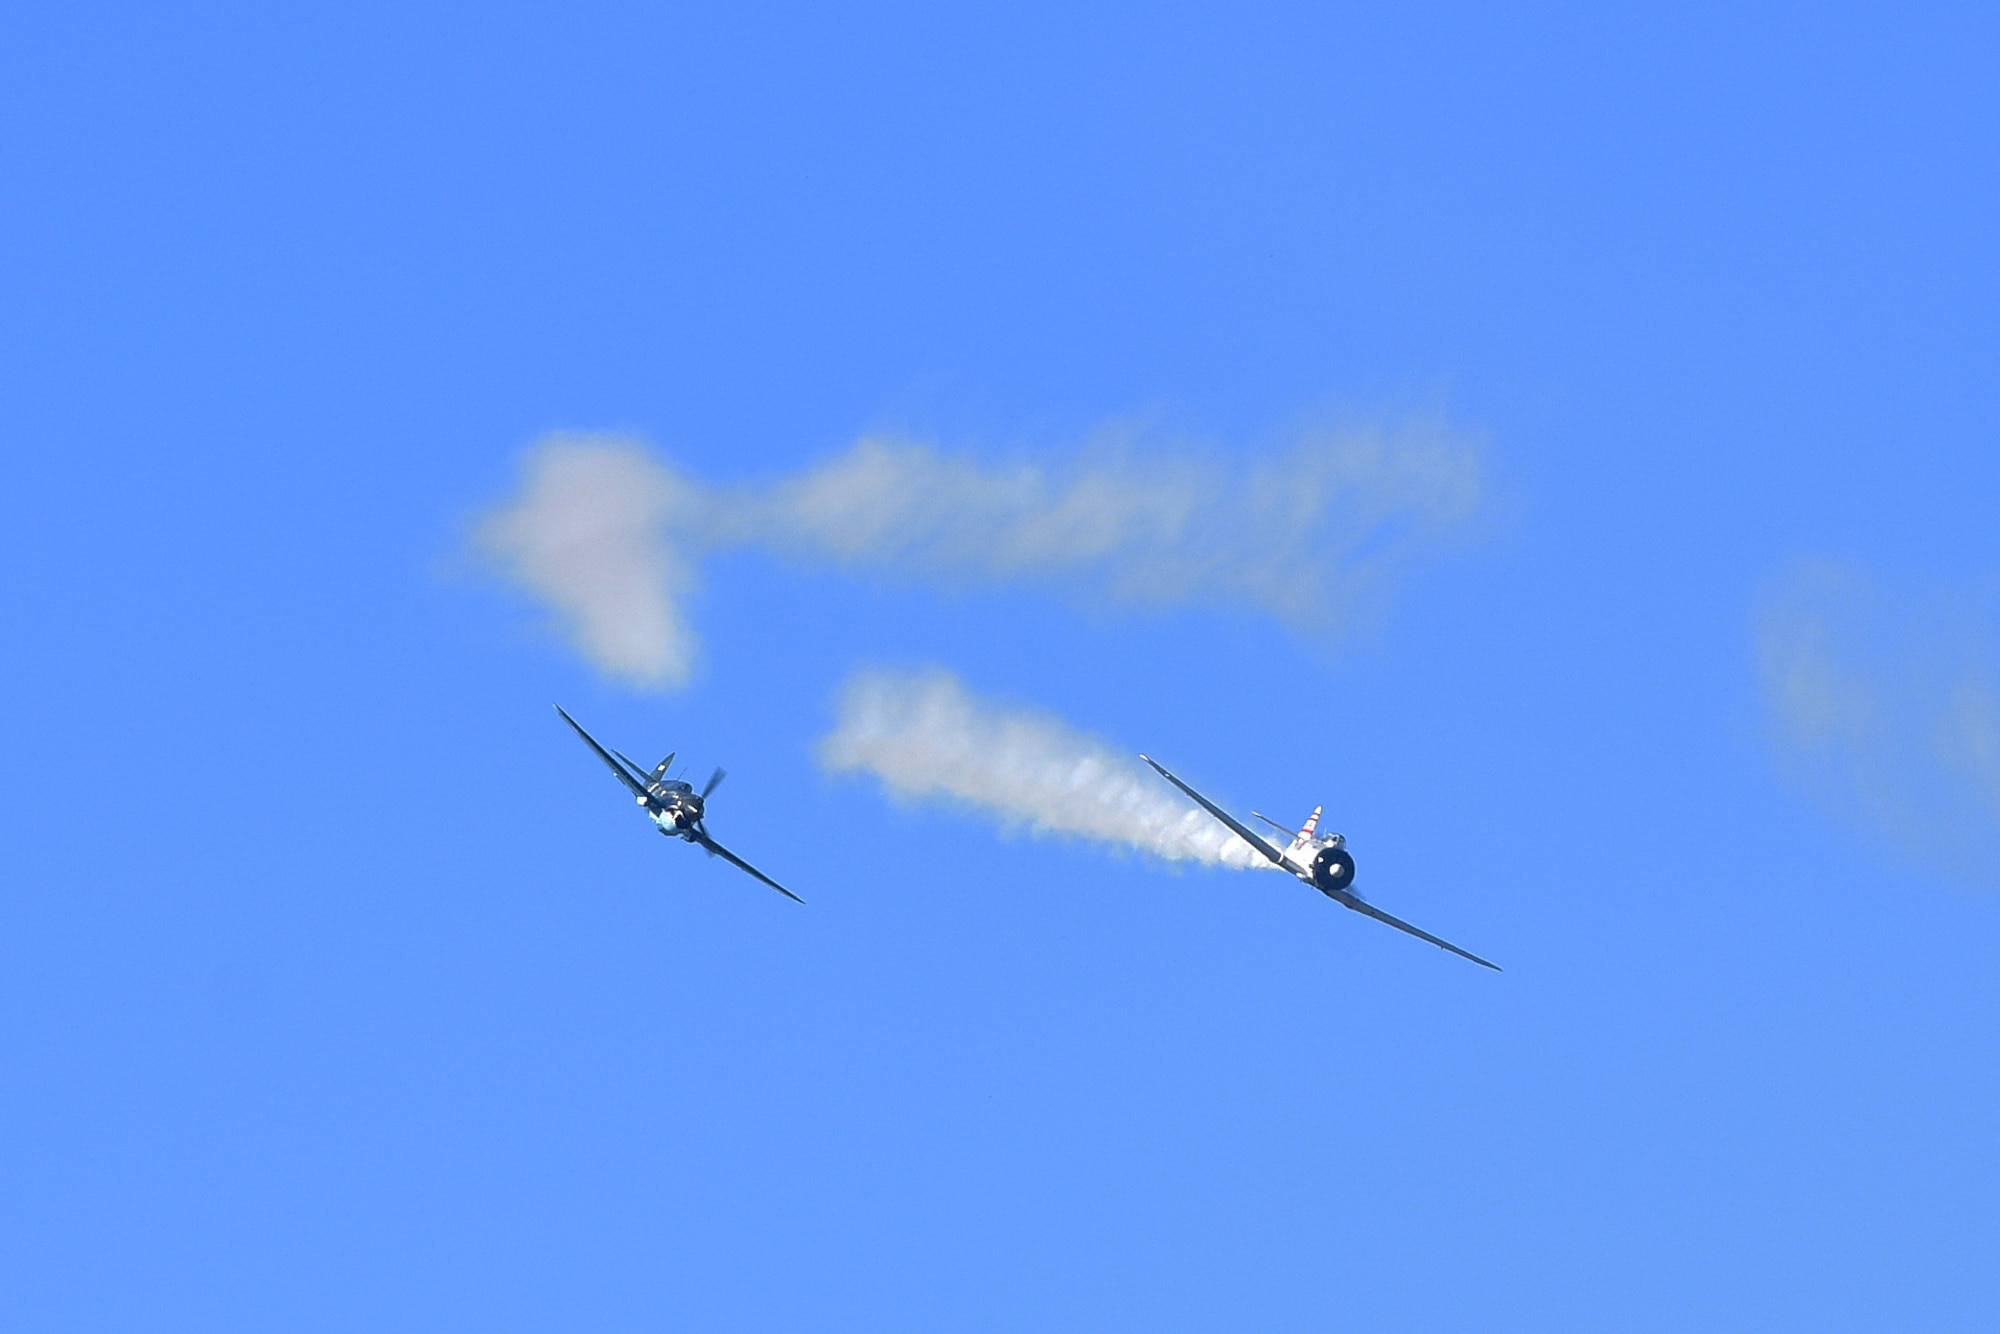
1311;846;1356;893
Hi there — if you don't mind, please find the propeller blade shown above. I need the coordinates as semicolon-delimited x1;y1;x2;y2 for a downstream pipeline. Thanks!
702;767;726;800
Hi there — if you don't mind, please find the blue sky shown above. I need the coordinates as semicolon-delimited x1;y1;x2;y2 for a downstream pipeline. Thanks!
4;2;1998;1328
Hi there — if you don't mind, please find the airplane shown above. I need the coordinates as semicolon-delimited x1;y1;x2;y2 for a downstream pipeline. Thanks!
555;705;802;903
1140;755;1498;970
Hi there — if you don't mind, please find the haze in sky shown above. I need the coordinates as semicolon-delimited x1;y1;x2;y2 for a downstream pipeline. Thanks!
4;3;1997;1331
1759;561;2000;886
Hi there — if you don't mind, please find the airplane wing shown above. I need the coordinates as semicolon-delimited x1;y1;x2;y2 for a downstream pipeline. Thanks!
554;705;651;801
1140;755;1289;867
1326;889;1501;971
691;828;804;903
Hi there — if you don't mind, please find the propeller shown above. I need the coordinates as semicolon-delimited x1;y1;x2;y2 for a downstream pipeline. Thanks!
702;767;726;800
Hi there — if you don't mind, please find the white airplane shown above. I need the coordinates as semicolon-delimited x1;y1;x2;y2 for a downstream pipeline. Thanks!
1141;755;1497;970
556;705;801;903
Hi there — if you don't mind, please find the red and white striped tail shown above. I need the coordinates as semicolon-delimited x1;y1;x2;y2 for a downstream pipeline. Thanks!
1298;805;1322;839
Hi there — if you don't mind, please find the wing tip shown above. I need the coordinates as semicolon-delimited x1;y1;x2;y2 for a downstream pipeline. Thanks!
1441;941;1503;971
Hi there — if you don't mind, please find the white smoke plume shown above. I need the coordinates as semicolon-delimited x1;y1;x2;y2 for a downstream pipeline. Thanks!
1758;561;2000;888
820;667;1270;869
470;439;704;689
473;421;1484;689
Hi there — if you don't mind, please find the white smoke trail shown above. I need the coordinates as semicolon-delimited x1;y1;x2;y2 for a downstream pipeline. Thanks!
820;667;1271;869
470;437;702;689
1759;561;2000;888
472;421;1485;689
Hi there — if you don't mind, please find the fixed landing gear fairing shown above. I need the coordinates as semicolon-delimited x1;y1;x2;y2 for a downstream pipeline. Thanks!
1141;755;1497;970
555;705;802;903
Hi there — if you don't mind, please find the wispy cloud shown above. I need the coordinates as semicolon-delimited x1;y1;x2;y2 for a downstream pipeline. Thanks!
820;667;1269;868
1758;561;2000;887
472;420;1485;689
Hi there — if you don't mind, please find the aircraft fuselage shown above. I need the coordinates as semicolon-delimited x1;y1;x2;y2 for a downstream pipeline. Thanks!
639;785;703;837
1274;831;1356;895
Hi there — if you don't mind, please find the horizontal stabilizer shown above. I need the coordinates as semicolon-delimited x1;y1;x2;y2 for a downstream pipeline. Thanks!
613;749;655;787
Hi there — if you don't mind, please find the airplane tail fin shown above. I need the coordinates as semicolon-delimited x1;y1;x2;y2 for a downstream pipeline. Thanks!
1298;805;1322;839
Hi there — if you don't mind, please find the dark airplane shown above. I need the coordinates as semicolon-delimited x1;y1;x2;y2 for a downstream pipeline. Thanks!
555;705;801;903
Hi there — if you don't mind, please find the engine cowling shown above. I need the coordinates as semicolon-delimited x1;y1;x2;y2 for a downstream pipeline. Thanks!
1311;845;1355;893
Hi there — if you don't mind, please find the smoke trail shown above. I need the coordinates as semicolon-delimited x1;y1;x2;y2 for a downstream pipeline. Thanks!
820;667;1271;869
470;437;702;689
472;420;1485;689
